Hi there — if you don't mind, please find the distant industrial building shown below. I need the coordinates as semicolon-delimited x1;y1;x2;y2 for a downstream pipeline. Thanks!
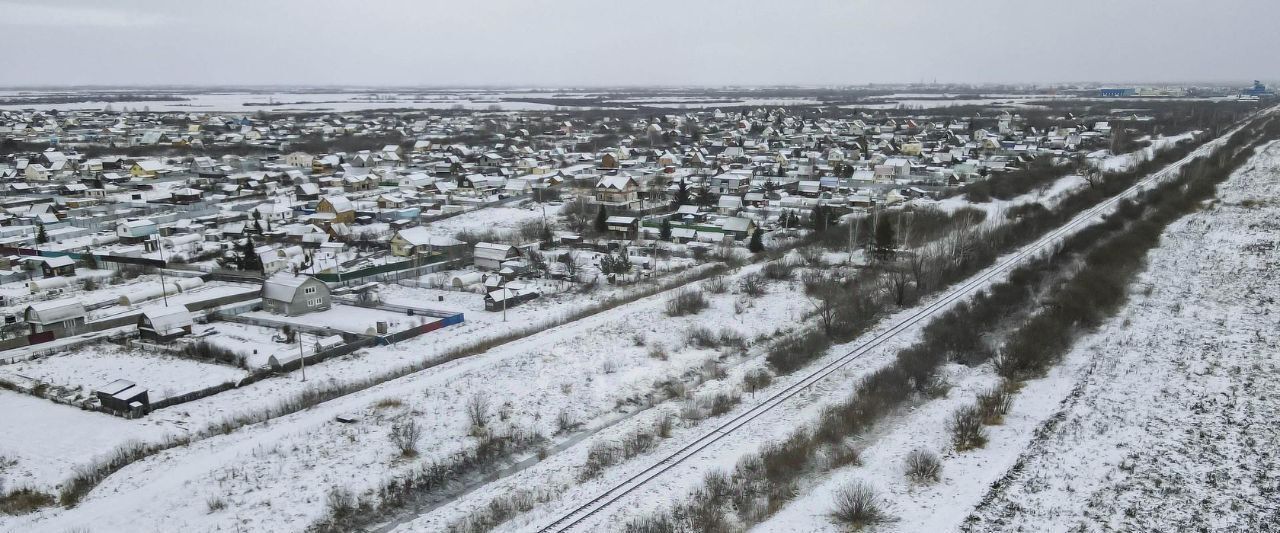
1243;81;1273;97
1099;88;1137;97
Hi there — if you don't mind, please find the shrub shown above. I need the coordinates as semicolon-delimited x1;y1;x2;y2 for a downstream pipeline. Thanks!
0;487;55;515
707;392;739;416
685;326;720;349
829;481;890;528
647;343;669;361
390;418;422;457
975;384;1014;425
761;260;795;281
206;496;227;513
179;340;247;369
904;449;942;483
739;273;767;297
702;276;728;294
465;393;491;432
742;369;773;394
656;414;674;438
949;405;988;451
665;289;709;317
325;488;356;520
766;331;832;374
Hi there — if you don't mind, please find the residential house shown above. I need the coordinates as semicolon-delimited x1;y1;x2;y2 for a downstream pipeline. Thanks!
594;175;639;207
315;196;355;224
130;160;166;178
261;273;331;316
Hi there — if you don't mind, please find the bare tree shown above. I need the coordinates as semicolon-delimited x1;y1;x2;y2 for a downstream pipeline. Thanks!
880;263;914;306
389;418;422;457
809;286;842;337
563;196;594;234
465;392;491;431
907;247;936;295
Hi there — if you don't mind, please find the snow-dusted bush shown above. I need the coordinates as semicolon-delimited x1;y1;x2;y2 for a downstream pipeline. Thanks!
665;288;709;316
465;393;491;433
739;272;767;297
702;275;728;294
975;383;1014;425
829;481;890;528
761;260;795;281
904;448;942;483
389;418;422;457
949;405;988;451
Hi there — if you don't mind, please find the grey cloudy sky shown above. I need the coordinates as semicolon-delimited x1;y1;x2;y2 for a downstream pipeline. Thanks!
1;0;1275;87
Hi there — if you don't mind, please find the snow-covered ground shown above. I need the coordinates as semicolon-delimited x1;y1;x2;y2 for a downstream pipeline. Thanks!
752;141;1280;533
0;260;810;532
963;141;1280;532
419;205;547;240
462;123;1255;533
0;261;704;496
931;172;1087;218
0;344;246;402
1091;131;1201;173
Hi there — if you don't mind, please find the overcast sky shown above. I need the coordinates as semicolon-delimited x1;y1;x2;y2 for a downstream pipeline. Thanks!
1;0;1275;87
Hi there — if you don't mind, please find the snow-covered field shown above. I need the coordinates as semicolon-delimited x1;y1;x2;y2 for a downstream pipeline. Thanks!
0;259;810;532
0;257;701;495
751;141;1280;533
420;205;547;240
0;344;246;402
1091;131;1200;173
963;141;1280;532
444;124;1257;533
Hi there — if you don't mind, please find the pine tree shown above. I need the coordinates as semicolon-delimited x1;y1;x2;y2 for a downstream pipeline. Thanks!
659;218;672;241
594;205;609;234
540;223;553;245
36;224;48;244
697;186;715;208
747;228;764;253
812;205;828;232
239;236;263;273
673;180;689;206
875;217;895;257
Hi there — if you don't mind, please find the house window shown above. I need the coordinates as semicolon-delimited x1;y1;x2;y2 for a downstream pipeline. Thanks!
306;298;318;307
304;286;317;295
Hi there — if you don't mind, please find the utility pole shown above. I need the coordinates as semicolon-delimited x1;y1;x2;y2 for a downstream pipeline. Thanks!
298;330;307;382
156;235;169;307
849;215;860;264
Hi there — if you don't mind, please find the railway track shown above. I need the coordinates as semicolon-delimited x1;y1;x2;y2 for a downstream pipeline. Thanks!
532;116;1265;533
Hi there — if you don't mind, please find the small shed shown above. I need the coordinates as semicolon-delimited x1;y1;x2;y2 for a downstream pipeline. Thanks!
95;379;149;413
605;216;639;239
484;287;540;311
137;306;194;342
24;298;87;334
37;255;76;277
473;242;519;270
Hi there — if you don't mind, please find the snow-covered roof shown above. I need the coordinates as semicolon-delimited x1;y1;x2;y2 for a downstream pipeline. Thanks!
395;226;433;246
25;298;86;324
595;175;636;190
320;196;353;213
262;273;321;302
474;242;516;261
139;306;193;334
38;255;75;268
